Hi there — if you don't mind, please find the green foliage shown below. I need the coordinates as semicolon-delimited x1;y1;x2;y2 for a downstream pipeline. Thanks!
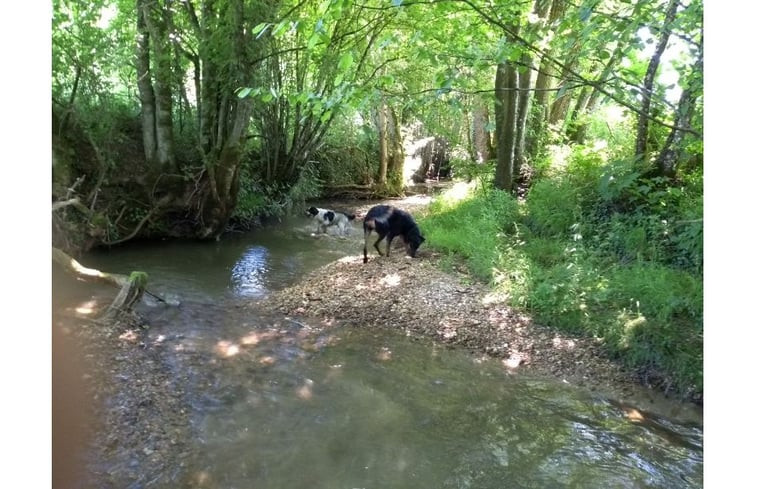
422;139;703;397
419;187;520;281
525;179;581;238
313;113;377;186
234;160;323;225
449;158;495;188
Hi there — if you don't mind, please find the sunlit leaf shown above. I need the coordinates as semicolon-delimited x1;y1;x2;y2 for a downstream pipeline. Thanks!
337;52;353;72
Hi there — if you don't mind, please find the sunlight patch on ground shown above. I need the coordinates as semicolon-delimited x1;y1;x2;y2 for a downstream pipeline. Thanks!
552;336;576;350
502;353;525;370
75;300;99;315
401;194;433;205
214;340;240;358
338;255;363;264
379;273;402;287
445;181;476;204
119;330;139;343
240;332;261;346
482;290;508;305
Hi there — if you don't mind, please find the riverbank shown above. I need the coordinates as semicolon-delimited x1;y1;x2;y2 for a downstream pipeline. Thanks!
257;195;702;419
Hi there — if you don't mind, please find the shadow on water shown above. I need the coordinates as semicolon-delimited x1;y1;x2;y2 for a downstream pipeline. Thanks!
52;213;703;488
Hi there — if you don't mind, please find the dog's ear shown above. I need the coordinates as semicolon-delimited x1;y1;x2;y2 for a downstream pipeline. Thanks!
306;206;318;216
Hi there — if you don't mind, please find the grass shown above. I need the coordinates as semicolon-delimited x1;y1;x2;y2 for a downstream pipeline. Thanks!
418;178;703;399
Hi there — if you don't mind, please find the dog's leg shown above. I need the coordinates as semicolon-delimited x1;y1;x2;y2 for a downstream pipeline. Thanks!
385;233;397;257
373;233;387;256
363;229;376;263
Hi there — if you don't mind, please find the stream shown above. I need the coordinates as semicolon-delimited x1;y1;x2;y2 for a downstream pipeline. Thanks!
52;213;703;488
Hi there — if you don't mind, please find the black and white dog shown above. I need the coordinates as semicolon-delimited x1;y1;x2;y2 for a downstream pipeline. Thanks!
363;205;425;263
306;206;356;235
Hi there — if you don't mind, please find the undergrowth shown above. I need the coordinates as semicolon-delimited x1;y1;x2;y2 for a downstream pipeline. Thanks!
419;146;703;399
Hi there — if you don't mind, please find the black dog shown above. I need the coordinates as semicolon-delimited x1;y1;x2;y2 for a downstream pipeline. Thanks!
306;206;356;235
363;205;425;263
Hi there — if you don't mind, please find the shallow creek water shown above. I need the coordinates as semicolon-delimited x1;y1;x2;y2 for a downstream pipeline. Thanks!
53;215;703;488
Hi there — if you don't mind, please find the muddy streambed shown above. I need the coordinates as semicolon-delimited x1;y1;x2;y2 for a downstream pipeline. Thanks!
52;202;703;488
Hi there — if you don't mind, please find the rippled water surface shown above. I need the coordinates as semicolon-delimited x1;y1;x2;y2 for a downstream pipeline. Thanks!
53;214;703;488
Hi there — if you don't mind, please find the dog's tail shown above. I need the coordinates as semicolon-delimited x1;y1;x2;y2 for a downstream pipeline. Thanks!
346;213;356;221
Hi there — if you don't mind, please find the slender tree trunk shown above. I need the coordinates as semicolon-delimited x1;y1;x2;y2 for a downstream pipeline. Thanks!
566;85;592;142
135;0;157;164
494;62;518;192
378;100;389;185
387;105;405;192
654;38;702;178
635;0;680;159
141;0;176;170
569;48;625;143
526;0;560;155
472;99;493;162
514;52;534;182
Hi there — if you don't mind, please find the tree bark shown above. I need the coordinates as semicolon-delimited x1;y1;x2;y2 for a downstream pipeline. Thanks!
654;37;702;178
136;0;157;164
471;99;493;162
494;62;518;192
526;0;561;155
514;52;534;183
635;0;680;159
141;0;176;170
387;105;405;191
378;100;389;185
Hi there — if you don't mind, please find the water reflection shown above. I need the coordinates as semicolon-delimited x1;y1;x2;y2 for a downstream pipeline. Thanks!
230;245;270;297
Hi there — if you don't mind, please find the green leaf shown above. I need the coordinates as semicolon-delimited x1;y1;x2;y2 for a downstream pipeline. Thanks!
252;22;269;35
237;87;252;98
337;52;353;72
253;23;271;39
272;21;288;37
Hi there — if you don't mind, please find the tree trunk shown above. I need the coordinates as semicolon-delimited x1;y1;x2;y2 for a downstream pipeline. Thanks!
199;98;253;238
137;0;176;170
526;0;561;155
635;0;680;159
566;85;592;142
494;62;518;192
654;39;702;178
514;51;534;183
135;0;157;164
471;99;493;162
378;100;389;186
568;48;624;143
387;105;405;192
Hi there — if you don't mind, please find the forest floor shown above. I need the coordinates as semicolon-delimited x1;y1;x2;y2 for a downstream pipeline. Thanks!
257;192;703;420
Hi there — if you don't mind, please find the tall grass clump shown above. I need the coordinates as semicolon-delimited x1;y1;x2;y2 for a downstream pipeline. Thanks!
419;184;520;281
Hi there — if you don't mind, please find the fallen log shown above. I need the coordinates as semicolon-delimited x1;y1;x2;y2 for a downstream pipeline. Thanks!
52;247;150;320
